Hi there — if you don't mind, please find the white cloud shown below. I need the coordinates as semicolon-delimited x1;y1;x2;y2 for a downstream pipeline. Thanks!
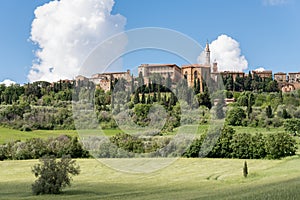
0;79;16;86
263;0;289;6
254;67;266;72
28;0;126;82
198;34;248;72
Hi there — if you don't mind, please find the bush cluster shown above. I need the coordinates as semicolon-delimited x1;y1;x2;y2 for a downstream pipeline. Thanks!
184;126;297;159
0;135;89;161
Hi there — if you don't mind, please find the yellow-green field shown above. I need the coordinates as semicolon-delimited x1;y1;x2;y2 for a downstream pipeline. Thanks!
0;127;125;144
1;125;299;199
1;157;300;199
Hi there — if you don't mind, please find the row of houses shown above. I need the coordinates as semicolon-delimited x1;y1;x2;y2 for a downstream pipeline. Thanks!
75;63;300;93
75;43;300;93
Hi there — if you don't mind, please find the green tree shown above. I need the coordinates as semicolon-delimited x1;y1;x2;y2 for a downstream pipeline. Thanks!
215;95;225;119
266;105;273;118
282;108;291;119
198;86;211;109
243;161;248;178
226;107;246;126
31;155;80;195
246;94;254;119
141;92;146;104
265;132;297;159
284;119;300;135
133;90;140;104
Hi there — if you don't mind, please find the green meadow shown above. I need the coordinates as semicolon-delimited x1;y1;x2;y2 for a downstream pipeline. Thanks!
1;157;300;199
1;125;300;199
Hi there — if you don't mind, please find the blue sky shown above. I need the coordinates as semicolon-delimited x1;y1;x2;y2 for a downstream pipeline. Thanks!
0;0;299;84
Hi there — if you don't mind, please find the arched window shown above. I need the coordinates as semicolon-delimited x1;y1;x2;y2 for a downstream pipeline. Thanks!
184;71;188;79
194;71;198;79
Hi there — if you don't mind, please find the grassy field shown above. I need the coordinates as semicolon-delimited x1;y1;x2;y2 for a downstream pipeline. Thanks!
1;157;300;199
0;124;287;144
1;125;300;199
0;127;78;144
0;127;126;144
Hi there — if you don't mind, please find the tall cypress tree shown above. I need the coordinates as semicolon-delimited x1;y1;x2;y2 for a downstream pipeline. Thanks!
153;92;157;102
133;90;140;104
141;92;146;104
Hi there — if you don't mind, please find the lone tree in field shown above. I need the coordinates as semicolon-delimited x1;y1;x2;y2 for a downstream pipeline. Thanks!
31;155;80;195
243;161;248;178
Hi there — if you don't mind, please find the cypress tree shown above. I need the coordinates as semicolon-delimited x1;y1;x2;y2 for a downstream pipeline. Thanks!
266;105;273;118
197;78;201;94
243;161;248;178
141;92;146;104
153;92;157;102
133;90;139;104
247;95;253;118
158;87;161;102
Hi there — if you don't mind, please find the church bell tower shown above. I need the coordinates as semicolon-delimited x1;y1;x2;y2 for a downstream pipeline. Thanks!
205;41;210;65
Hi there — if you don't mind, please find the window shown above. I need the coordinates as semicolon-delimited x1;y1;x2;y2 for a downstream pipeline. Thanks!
184;71;188;79
194;71;198;79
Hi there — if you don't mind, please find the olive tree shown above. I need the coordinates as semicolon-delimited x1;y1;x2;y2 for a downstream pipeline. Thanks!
32;155;80;195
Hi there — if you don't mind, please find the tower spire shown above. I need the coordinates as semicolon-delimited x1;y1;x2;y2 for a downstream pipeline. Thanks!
205;40;210;65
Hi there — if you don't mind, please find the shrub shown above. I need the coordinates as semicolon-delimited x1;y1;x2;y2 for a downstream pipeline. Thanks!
265;132;297;159
225;107;246;126
0;136;89;160
230;132;252;159
110;133;145;153
32;155;80;195
284;119;300;136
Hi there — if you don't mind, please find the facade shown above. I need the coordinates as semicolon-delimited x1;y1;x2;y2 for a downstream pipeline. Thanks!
76;70;131;91
181;64;210;91
220;71;245;81
138;64;182;85
180;42;212;91
288;72;300;83
74;41;300;93
252;70;273;79
274;72;287;82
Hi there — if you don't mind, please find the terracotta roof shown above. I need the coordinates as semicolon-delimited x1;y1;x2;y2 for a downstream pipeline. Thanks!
139;64;179;67
181;64;209;69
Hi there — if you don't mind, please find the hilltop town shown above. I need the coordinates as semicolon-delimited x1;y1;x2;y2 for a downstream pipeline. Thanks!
75;42;300;93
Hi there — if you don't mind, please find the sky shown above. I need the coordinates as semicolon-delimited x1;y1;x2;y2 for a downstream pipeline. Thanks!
0;0;299;84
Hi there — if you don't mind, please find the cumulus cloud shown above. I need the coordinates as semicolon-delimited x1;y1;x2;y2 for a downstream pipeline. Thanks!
254;67;266;72
198;34;248;72
263;0;289;6
0;79;16;86
28;0;126;82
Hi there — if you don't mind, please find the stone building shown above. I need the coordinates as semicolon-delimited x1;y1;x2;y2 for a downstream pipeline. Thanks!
274;72;287;82
288;72;300;83
181;64;210;90
252;70;273;79
76;70;131;92
181;42;212;91
138;64;182;85
220;71;245;81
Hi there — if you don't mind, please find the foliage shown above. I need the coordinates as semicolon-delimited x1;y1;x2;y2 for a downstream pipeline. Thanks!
243;161;248;178
31;155;80;195
265;132;297;159
184;126;296;159
284;119;300;135
226;107;246;126
0;135;89;160
109;133;145;153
